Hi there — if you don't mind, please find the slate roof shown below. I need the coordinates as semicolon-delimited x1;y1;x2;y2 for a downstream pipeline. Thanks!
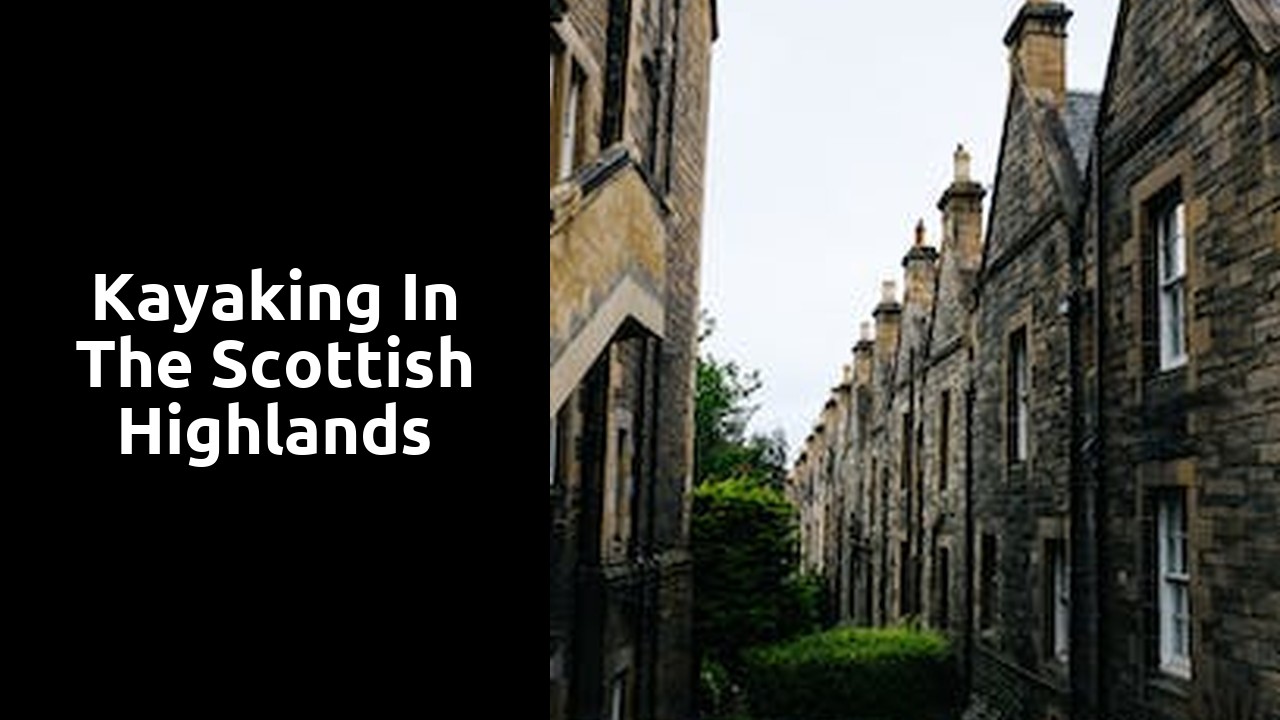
1063;91;1100;177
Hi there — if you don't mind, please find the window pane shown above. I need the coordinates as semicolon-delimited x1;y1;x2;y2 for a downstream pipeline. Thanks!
1009;329;1029;462
550;417;558;486
1156;198;1188;369
1158;492;1192;673
559;70;581;181
1174;203;1187;276
1170;284;1184;361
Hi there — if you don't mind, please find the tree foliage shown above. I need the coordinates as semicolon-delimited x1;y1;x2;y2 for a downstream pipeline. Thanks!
694;314;787;488
692;478;820;671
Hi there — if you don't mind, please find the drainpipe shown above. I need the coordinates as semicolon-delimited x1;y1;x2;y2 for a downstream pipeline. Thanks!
1069;126;1106;720
632;336;655;720
963;375;976;696
1066;181;1095;720
1091;117;1110;720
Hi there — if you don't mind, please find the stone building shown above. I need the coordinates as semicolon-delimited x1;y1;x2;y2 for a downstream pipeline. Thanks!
787;1;1278;718
967;3;1099;716
548;1;716;718
1089;1;1279;717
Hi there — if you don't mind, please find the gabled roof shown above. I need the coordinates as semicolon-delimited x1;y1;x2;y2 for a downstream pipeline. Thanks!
1026;90;1094;229
1226;0;1280;57
1062;92;1100;178
980;71;1096;282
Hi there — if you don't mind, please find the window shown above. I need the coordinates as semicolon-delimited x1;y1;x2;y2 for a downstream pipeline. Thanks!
938;390;951;491
869;459;878;536
1007;327;1029;464
1155;197;1188;370
609;671;628;720
1157;491;1191;678
549;35;585;183
980;534;997;630
551;406;568;488
899;541;911;618
901;413;911;489
1047;540;1069;663
559;66;584;180
615;427;631;543
550;416;559;487
937;547;950;630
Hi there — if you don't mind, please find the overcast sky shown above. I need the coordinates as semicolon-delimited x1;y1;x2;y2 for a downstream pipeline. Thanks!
699;0;1117;459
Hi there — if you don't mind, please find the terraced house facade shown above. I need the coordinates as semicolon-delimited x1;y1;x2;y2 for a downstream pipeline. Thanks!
548;1;716;718
788;1;1279;718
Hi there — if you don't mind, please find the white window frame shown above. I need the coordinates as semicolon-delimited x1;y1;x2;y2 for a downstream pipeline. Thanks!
557;64;583;182
609;671;627;720
1157;200;1188;371
550;416;558;487
1157;492;1191;679
549;35;584;184
1051;543;1070;663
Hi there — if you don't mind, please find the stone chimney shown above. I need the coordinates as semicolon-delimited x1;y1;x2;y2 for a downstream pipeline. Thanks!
902;220;940;309
873;281;902;367
853;321;875;385
938;144;987;272
1005;0;1072;109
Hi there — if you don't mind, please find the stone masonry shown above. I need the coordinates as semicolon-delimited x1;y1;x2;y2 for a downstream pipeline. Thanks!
549;1;717;719
788;2;1278;719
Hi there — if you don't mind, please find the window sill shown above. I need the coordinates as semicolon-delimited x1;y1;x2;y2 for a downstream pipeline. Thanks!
1148;671;1191;700
1006;462;1029;482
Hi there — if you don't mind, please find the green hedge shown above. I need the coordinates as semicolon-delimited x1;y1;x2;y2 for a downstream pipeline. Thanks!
693;478;819;669
743;627;960;720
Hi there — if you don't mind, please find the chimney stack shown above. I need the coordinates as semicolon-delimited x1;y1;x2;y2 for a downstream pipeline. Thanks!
938;144;987;272
1005;0;1073;109
873;281;902;367
853;321;875;385
902;220;940;308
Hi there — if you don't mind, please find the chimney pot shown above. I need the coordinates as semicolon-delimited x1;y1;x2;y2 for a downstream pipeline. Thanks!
954;144;972;182
881;281;898;305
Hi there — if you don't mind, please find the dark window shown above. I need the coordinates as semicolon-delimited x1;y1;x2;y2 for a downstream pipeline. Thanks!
1007;328;1029;464
899;541;912;618
939;390;951;491
937;547;951;630
901;413;912;489
869;458;878;535
980;534;997;630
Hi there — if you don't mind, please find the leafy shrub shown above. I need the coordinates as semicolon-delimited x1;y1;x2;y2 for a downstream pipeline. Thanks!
693;479;820;670
743;626;960;720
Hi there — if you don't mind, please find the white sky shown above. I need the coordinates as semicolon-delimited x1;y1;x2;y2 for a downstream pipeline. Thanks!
700;0;1117;459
